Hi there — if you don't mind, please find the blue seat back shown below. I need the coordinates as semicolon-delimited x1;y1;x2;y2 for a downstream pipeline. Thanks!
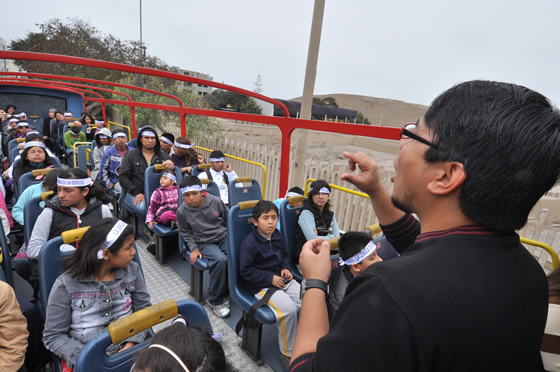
9;145;21;164
24;194;45;245
228;178;262;206
190;165;200;177
28;116;43;134
128;138;137;149
7;139;18;155
77;145;90;172
0;222;13;287
144;166;182;213
39;237;143;321
279;198;305;281
227;203;276;323
74;299;212;372
16;172;41;199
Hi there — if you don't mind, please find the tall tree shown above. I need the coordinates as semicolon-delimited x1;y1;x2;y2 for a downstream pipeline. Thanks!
204;89;262;115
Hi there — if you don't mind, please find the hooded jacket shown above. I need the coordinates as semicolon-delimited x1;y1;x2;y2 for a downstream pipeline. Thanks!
118;126;170;196
91;127;112;180
99;143;131;187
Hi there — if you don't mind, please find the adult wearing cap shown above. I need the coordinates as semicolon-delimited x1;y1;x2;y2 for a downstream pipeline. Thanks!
90;127;112;180
119;125;174;223
292;179;340;266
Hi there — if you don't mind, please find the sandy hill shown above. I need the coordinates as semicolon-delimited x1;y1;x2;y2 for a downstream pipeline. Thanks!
291;93;428;127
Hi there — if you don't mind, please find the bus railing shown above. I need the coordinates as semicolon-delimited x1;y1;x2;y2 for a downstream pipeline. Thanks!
304;178;370;199
72;141;92;168
520;237;559;270
107;121;132;140
194;145;267;199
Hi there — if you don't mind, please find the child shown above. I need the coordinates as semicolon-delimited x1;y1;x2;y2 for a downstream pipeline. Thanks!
328;231;382;318
146;171;179;230
43;218;152;369
177;176;230;318
64;121;86;166
239;200;301;363
132;315;237;372
90;127;112;180
198;150;237;206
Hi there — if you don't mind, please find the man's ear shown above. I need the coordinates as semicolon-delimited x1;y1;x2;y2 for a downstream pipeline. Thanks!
351;263;361;274
427;161;466;195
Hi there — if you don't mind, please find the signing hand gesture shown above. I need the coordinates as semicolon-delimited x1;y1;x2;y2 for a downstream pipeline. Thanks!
340;152;384;197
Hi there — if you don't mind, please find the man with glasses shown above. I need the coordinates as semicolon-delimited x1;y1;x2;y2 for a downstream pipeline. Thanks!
290;80;560;371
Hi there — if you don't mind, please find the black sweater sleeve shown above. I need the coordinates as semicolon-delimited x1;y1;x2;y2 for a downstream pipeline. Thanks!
380;213;421;254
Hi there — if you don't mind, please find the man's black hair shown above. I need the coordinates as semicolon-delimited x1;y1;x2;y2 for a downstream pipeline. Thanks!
422;80;560;231
209;150;225;160
287;186;304;195
338;231;373;261
161;132;175;143
25;133;43;142
252;200;278;221
180;175;202;188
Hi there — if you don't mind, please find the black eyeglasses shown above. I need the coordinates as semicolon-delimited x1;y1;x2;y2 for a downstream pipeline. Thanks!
400;122;439;150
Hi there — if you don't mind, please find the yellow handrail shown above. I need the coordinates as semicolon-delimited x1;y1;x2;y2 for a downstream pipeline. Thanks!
304;178;370;199
107;121;132;140
72;141;92;167
521;237;559;271
194;145;267;199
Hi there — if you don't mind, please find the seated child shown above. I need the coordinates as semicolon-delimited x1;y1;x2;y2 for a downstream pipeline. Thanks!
132;315;238;372
197;150;237;206
328;231;383;318
146;171;179;230
43;218;151;369
90;127;112;180
177;176;230;318
239;200;301;362
64;121;86;166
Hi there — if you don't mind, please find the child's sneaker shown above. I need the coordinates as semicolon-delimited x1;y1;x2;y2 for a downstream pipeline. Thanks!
207;299;230;318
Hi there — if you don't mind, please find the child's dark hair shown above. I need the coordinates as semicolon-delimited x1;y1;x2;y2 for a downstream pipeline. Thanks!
63;218;134;278
179;175;202;188
25;133;43;142
56;168;110;204
133;315;237;372
43;168;63;190
338;231;373;261
209;150;225;160
252;200;278;221
161;132;175;144
288;186;304;195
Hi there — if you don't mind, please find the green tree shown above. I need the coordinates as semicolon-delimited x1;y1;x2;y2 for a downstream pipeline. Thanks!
356;111;371;125
312;96;338;107
204;90;262;115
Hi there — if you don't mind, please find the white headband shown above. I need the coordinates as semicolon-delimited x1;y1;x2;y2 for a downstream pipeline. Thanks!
64;112;73;116
313;186;330;195
57;177;93;187
8;118;18;123
112;132;127;139
141;131;156;137
14;112;25;118
24;141;45;150
17;122;30;127
94;120;104;124
285;191;303;198
160;136;173;145
339;240;378;266
148;344;189;372
181;185;203;194
209;157;225;162
162;173;177;183
97;220;129;259
98;135;109;139
26;130;40;136
174;141;192;149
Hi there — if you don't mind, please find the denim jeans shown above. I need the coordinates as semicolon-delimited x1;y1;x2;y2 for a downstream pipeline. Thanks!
199;238;228;304
123;192;146;222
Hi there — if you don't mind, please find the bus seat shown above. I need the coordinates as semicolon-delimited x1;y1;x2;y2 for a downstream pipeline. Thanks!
227;200;276;363
145;165;182;264
7;138;22;155
23;191;53;245
73;299;212;372
192;163;211;177
279;196;306;282
28;116;43;135
228;177;262;206
9;145;21;164
77;145;90;173
16;169;52;199
200;178;220;198
38;227;143;321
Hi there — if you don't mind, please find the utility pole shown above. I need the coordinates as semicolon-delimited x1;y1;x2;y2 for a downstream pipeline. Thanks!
290;0;325;189
139;0;145;61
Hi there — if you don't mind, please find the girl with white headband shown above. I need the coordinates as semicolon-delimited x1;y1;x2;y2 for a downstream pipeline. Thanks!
27;168;112;260
132;314;234;372
170;136;205;176
43;218;151;370
292;179;340;267
328;231;383;318
146;171;179;232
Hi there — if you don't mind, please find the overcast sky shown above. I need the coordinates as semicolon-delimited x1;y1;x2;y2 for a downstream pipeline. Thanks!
3;0;560;107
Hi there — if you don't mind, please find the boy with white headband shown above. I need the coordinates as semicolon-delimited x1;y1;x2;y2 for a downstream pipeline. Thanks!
177;176;230;318
159;133;175;155
328;231;382;318
100;129;130;196
198;150;237;206
90;127;112;180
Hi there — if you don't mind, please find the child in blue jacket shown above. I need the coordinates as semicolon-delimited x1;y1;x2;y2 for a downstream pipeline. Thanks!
239;200;301;362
